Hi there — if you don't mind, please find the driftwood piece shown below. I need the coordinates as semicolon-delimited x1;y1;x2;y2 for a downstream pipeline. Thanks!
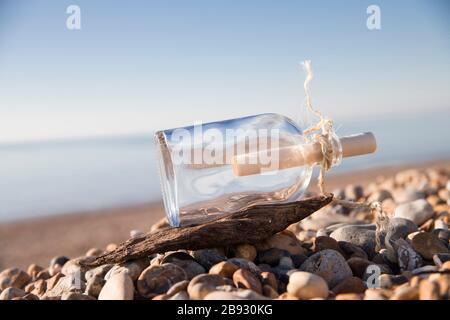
84;194;333;267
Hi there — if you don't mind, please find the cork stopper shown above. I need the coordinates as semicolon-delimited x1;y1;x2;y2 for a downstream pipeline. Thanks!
232;132;377;177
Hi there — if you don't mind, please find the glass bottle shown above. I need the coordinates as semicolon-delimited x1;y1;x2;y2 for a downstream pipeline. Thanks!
154;113;376;227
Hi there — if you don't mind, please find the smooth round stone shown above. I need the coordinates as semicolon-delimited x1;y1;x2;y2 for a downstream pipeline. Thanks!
85;248;104;257
0;268;31;290
411;232;449;260
270;266;296;284
347;257;375;278
0;287;27;300
412;265;439;275
50;256;70;268
169;291;189;300
85;275;105;298
162;252;205;280
287;271;329;299
166;280;189;296
85;264;113;282
278;257;294;269
209;261;239;278
389;218;418;240
335;293;364;300
203;291;246;300
432;228;450;243
345;184;364;201
260;271;278;291
190;249;227;269
257;248;289;266
330;226;376;258
187;274;229;300
27;264;44;279
332;277;366;294
263;285;279;298
25;279;47;296
419;279;440;300
98;272;134;300
314;236;341;253
368;190;393;203
393;188;426;204
338;241;368;260
130;229;145;239
105;258;148;282
137;263;187;298
300;249;352;288
291;254;308;268
256;232;304;255
227;258;261;277
234;244;257;261
391;285;419;300
61;256;95;280
232;269;262;294
44;274;86;298
394;199;434;226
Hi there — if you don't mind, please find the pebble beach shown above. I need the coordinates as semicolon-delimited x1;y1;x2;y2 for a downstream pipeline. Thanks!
0;160;449;300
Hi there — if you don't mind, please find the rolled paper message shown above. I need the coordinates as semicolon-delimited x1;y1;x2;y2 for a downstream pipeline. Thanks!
232;132;377;177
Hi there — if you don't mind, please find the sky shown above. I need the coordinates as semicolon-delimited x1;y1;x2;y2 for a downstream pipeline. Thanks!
0;0;449;143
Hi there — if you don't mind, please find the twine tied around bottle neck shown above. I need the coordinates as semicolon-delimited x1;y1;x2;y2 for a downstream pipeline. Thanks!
301;60;335;195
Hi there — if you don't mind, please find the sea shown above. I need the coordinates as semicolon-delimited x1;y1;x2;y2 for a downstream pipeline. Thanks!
1;111;449;222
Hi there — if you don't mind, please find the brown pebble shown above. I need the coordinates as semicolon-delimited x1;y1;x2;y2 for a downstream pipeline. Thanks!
260;271;278;291
27;264;44;279
152;294;170;300
335;293;363;300
86;248;104;257
209;261;239;278
276;292;299;300
437;275;450;299
262;285;279;299
0;268;31;290
347;257;375;278
440;261;450;271
419;279;440;300
105;243;118;252
234;244;257;261
411;232;449;260
332;277;366;294
390;285;419;300
314;236;341;253
25;279;47;296
232;268;262;294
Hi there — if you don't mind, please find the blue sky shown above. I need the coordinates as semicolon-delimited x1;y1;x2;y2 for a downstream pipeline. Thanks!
0;0;449;142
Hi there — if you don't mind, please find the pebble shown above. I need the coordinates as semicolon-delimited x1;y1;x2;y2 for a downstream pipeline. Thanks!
300;249;352;288
44;274;86;298
166;280;189;296
393;187;426;204
278;256;294;269
162;252;206;280
191;249;227;269
287;271;329;299
332;277;366;294
233;268;262;294
335;293;363;300
27;264;44;279
347;257;375;278
130;229;145;239
260;271;278;291
344;184;364;201
61;256;95;280
364;288;391;300
85;264;113;282
389;217;419;240
187;274;229;300
330;226;377;258
390;285;419;300
50;256;70;268
263;285;279;298
0;268;31;290
234;244;257;261
257;248;289;266
169;291;189;300
85;275;105;298
137;263;187;298
394;199;434;226
105;258;148;282
227;258;261;277
419;279;440;300
85;248;104;257
0;287;27;300
314;236;341;253
368;190;393;203
411;232;449;260
256;232;304;256
209;261;239;278
25;279;47;296
338;241;368;260
291;254;308;268
98;272;134;300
